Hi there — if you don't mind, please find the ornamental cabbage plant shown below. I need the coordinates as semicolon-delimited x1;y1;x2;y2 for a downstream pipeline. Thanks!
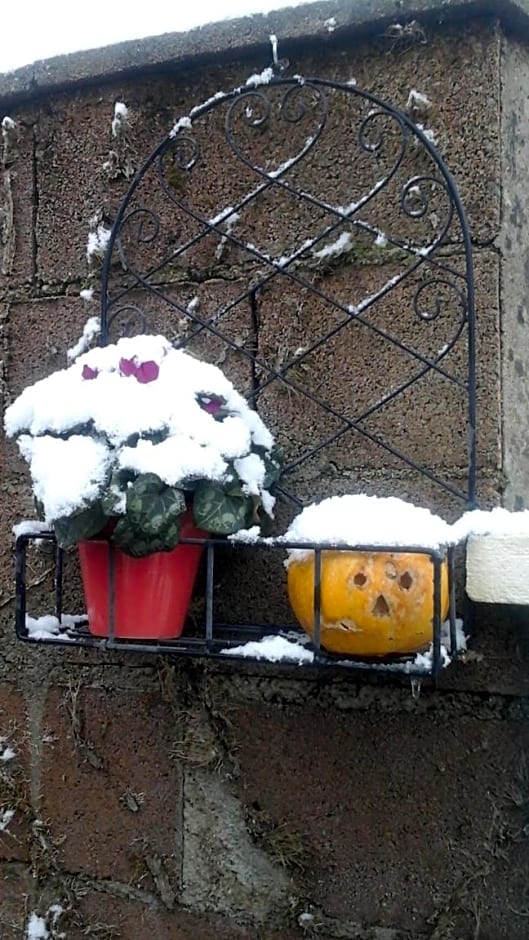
5;334;282;557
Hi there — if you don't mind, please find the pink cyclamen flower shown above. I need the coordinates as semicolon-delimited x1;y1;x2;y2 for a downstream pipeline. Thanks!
119;357;137;377
197;393;226;415
82;365;99;380
119;357;159;383
135;360;159;384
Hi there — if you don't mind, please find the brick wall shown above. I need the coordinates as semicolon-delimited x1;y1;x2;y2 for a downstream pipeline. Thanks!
0;12;528;939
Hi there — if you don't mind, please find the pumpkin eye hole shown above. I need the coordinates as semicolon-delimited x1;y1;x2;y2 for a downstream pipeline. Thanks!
353;572;368;587
399;571;413;590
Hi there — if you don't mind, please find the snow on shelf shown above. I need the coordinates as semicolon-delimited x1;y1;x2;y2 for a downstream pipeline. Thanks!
25;614;85;642
222;634;315;665
13;520;51;539
220;620;467;673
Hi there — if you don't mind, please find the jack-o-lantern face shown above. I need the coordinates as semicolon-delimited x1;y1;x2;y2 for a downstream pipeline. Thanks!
287;550;449;657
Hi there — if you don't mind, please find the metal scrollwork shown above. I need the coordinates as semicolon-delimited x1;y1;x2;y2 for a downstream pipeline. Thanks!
225;81;327;180
170;131;200;171
116;208;162;272
358;108;406;155
107;304;148;341
121;207;160;244
156;133;200;209
413;278;467;326
280;82;320;124
234;90;271;129
399;175;455;251
401;176;430;219
100;73;476;508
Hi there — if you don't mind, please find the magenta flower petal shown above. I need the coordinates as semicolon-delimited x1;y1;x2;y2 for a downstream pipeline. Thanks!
197;394;225;414
204;400;222;414
135;360;159;384
119;357;137;377
82;365;99;380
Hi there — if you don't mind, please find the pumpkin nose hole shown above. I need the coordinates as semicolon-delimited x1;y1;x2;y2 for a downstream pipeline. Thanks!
373;594;390;617
353;572;367;587
399;571;413;590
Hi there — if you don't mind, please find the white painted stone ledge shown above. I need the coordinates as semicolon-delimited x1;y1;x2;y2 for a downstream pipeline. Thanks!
466;533;529;604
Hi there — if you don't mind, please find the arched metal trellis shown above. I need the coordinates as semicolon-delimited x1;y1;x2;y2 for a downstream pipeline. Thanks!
100;73;476;511
15;69;477;677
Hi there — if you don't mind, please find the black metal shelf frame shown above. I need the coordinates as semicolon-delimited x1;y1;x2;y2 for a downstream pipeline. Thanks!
16;531;458;678
13;66;476;678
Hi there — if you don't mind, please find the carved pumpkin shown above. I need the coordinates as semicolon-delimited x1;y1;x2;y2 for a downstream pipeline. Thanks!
287;550;449;657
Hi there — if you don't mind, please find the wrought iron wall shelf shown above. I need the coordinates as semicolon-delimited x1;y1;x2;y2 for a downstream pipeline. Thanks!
11;65;476;681
16;529;461;679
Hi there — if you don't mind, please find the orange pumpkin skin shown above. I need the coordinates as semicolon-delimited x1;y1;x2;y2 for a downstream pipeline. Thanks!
287;550;449;657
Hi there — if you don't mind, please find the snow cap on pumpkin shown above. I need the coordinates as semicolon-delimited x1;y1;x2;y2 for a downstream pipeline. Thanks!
284;494;454;566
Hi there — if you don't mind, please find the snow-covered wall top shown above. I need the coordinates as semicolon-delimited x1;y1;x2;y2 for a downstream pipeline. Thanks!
0;0;528;105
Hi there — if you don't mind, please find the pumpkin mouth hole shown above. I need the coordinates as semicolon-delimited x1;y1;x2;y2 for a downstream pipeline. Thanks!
353;572;367;587
373;594;391;617
339;620;361;632
399;571;413;590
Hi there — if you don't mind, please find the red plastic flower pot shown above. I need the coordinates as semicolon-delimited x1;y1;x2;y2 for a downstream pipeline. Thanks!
78;511;207;640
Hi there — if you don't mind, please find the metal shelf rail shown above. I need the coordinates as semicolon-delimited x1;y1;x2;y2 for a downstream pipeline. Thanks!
16;530;459;678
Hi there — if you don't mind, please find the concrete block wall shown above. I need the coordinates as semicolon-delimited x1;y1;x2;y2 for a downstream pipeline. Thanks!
0;3;528;937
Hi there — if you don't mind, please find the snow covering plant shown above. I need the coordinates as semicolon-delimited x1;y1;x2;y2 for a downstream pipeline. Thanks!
4;334;282;557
